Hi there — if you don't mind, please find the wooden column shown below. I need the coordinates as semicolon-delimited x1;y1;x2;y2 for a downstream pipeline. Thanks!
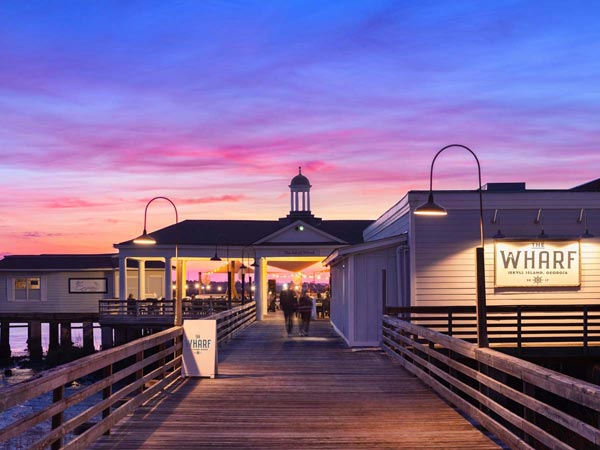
60;322;72;348
0;321;11;362
101;326;114;350
28;321;43;361
48;322;59;352
83;321;95;354
114;328;128;346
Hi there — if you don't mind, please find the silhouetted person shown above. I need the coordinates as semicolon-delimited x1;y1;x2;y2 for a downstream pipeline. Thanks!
279;288;297;336
298;291;312;336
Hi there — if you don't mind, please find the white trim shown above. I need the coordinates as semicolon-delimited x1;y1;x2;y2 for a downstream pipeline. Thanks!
323;235;407;266
330;320;351;347
253;220;347;245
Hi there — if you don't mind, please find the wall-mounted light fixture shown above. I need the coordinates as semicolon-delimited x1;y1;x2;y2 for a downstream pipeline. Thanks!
534;209;548;239
491;209;505;239
578;209;594;238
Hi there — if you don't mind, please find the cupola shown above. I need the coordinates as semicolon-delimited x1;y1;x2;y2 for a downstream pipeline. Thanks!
289;166;312;214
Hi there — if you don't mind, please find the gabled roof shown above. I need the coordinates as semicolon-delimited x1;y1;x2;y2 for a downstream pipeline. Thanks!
0;254;164;271
116;219;374;247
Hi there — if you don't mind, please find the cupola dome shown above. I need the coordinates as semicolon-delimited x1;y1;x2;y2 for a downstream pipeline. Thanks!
290;167;311;187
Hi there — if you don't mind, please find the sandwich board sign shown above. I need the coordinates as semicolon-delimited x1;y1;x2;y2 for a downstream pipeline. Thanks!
182;319;217;378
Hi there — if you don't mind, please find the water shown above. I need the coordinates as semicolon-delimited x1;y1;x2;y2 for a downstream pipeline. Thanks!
1;326;104;449
7;323;103;357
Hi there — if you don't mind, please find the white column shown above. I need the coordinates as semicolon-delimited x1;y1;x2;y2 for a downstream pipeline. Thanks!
254;258;269;320
164;257;173;300
138;260;146;300
295;191;299;211
259;257;268;318
119;257;127;300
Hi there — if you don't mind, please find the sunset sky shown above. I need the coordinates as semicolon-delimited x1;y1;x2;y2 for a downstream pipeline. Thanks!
2;0;600;257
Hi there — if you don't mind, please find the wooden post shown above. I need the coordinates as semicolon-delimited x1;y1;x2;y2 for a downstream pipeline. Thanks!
114;328;128;346
48;322;59;352
158;342;166;379
60;322;72;348
136;350;144;393
0;321;10;362
83;321;95;354
475;247;488;348
102;364;113;435
101;326;114;350
516;307;522;356
51;384;65;450
583;306;589;353
28;321;43;361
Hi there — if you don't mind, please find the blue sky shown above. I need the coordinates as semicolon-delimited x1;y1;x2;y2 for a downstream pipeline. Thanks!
1;0;599;254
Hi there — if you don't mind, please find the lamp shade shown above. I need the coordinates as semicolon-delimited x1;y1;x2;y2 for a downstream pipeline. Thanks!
210;252;222;262
133;230;157;245
414;193;448;216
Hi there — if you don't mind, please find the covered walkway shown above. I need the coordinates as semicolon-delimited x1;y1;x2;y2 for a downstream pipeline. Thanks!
93;314;500;449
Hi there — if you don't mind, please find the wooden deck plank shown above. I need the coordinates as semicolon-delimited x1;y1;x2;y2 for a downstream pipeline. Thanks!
92;314;501;449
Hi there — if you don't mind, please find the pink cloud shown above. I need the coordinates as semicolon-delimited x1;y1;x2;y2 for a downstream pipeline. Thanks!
45;198;112;209
178;195;249;205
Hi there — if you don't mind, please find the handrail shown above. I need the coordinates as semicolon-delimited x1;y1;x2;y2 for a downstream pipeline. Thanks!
0;301;256;449
382;315;600;450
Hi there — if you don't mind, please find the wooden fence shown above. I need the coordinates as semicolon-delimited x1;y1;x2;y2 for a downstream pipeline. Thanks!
386;305;600;352
0;301;256;450
382;315;600;450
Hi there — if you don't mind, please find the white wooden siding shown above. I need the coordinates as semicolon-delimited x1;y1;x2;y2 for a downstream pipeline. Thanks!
413;205;600;307
0;271;115;314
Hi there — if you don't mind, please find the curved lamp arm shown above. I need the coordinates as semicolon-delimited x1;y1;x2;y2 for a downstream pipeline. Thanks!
142;196;179;235
428;144;484;247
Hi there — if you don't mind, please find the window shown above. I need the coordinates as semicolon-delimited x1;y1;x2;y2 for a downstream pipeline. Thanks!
14;277;42;301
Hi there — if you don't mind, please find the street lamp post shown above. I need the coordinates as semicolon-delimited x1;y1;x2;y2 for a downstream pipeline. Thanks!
210;234;232;309
240;246;259;304
414;144;488;348
133;197;181;326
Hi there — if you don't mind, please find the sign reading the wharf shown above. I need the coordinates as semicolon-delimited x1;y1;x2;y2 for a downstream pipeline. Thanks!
182;319;217;378
494;240;580;288
281;249;318;256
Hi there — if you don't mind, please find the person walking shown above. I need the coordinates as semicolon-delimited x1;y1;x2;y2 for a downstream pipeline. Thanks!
298;290;313;336
279;287;297;336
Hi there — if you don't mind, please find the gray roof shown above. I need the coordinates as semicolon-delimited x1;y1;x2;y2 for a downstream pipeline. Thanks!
0;254;164;271
117;219;373;246
571;178;600;192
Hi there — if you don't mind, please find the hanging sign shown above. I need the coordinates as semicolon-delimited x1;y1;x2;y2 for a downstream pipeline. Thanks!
494;240;580;288
182;319;217;378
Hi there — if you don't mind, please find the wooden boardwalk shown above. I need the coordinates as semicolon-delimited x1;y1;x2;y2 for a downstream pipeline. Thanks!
92;314;501;449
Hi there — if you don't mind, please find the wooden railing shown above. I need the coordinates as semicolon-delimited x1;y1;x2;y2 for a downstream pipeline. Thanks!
383;315;600;450
0;301;256;449
98;298;246;324
386;305;600;351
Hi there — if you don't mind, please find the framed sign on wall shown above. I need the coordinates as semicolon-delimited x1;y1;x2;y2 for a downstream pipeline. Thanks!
69;278;108;293
494;240;580;288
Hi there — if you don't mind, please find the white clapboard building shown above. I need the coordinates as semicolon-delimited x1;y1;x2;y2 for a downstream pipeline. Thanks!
325;180;600;347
